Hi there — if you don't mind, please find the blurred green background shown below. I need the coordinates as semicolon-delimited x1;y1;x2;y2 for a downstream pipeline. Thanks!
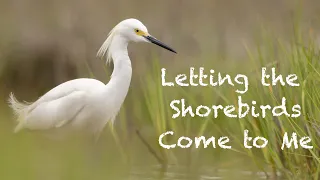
1;0;320;179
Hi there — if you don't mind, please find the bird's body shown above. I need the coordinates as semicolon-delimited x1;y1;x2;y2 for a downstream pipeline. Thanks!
8;18;176;140
10;77;127;138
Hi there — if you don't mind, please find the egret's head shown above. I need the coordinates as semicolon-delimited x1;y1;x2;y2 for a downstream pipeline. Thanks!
97;18;176;62
115;19;149;43
116;19;176;53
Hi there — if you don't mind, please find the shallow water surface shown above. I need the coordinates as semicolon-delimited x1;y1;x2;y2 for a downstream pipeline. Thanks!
129;165;278;180
0;109;276;180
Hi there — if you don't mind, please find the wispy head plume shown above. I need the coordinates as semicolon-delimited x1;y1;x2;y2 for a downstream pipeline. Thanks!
96;26;117;64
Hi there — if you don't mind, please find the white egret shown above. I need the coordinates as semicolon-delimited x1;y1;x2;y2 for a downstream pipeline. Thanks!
8;18;176;140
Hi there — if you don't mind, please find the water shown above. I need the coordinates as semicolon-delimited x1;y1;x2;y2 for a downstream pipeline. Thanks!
0;113;280;180
0;130;281;180
129;165;280;180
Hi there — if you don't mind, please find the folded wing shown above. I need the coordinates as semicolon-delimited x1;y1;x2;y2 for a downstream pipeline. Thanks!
8;78;106;132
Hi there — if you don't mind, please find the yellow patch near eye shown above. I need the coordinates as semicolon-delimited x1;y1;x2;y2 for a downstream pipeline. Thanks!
135;29;147;36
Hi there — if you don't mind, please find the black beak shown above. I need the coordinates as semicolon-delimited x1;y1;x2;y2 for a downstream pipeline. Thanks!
144;35;177;53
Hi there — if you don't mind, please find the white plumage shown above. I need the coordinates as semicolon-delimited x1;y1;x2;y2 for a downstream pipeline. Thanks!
8;18;176;140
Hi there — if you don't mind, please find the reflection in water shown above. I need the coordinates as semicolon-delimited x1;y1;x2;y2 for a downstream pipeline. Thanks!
129;164;281;180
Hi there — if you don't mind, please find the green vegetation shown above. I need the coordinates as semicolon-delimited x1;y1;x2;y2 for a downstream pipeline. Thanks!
118;24;320;179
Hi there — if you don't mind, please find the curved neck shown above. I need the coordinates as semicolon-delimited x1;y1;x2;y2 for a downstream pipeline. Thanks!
108;34;132;82
99;35;132;115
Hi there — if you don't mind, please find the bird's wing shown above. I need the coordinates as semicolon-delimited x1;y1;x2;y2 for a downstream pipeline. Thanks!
23;90;88;130
13;78;105;131
28;78;105;112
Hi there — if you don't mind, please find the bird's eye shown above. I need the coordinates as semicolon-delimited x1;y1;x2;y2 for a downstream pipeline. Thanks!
135;29;140;33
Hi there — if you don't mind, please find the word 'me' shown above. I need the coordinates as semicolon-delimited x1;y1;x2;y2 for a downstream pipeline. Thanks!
281;132;313;150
